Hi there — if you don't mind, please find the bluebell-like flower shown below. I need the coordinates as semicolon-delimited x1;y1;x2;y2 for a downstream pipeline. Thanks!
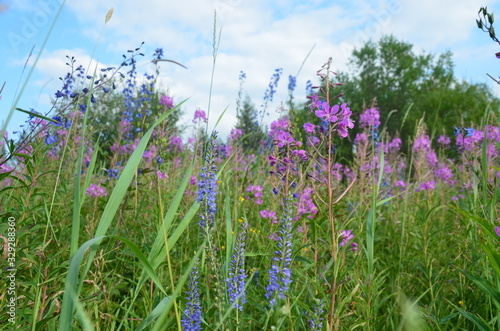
181;260;202;331
266;198;293;306
52;116;62;126
227;222;248;311
45;135;57;145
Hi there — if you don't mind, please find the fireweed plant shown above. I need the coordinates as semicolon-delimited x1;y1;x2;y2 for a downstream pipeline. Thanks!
2;9;500;330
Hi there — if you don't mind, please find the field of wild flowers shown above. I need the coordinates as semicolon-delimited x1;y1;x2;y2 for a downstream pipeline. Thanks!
1;24;500;331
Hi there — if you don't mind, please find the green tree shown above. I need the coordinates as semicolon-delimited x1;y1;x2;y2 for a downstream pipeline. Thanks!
235;95;266;153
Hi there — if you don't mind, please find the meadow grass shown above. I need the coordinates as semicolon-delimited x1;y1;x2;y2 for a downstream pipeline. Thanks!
1;8;500;331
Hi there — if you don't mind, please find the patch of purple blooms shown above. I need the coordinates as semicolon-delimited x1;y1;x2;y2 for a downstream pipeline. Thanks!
359;107;381;128
160;94;174;109
86;184;107;197
245;185;263;205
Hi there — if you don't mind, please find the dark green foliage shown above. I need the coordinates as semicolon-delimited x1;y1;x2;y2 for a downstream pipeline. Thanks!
235;95;266;153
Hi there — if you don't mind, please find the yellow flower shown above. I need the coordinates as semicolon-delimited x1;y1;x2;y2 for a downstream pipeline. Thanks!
221;246;225;250
238;218;244;223
459;300;464;306
239;196;245;202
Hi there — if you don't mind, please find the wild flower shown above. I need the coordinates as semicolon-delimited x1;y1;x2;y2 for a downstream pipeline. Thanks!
245;185;263;205
193;109;208;123
437;134;451;147
303;122;316;133
230;128;243;141
227;222;248;311
181;260;202;331
288;75;297;92
434;164;454;185
197;132;218;232
315;102;340;123
189;176;197;186
260;210;278;223
86;184;107;197
169;136;184;152
359;107;381;128
339;230;357;251
308;299;325;331
297;188;318;219
266;198;293;306
157;170;168;180
416;181;436;192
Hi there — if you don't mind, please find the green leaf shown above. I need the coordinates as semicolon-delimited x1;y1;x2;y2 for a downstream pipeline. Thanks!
15;108;60;124
447;299;492;331
456;266;500;306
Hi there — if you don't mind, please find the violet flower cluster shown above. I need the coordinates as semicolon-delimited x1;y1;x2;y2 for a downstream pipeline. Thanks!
181;260;202;331
226;222;248;311
197;131;219;232
266;198;293;306
309;94;354;138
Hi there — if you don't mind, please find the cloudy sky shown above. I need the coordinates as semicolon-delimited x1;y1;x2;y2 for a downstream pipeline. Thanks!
1;0;500;140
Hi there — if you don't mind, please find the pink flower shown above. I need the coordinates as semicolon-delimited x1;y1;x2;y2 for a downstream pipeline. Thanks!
160;95;174;108
157;170;168;180
193;109;207;123
86;184;107;197
315;102;339;123
303;122;315;133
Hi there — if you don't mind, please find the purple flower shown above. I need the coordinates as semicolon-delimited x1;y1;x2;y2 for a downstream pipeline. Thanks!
337;104;354;138
297;188;317;218
292;149;308;161
437;135;450;147
260;210;278;223
303;122;316;133
169;136;183;151
45;135;57;145
226;222;248;311
275;131;295;148
359;107;380;128
495;227;500;237
181;260;202;331
315;102;339;123
157;170;168;180
86;184;107;197
266;199;293;306
308;299;325;331
416;181;436;192
160;95;174;108
197;132;218;231
339;230;357;251
193;109;207;123
230;128;243;141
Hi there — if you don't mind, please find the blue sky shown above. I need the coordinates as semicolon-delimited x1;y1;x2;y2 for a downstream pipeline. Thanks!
1;0;500;140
